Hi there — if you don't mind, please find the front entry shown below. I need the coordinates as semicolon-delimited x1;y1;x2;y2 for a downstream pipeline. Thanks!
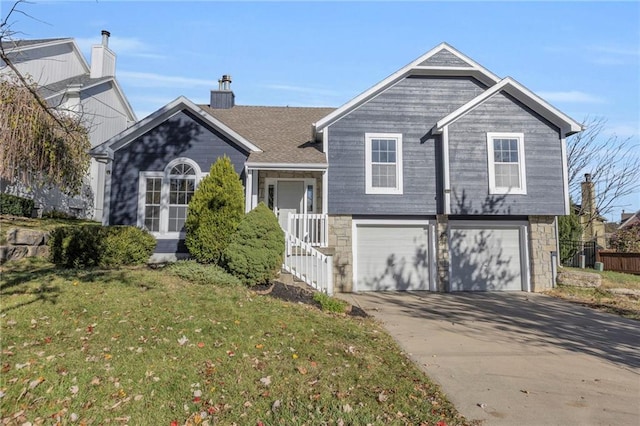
275;180;305;231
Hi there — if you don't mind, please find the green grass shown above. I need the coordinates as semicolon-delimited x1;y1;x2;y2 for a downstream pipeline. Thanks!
551;267;640;320
1;258;466;425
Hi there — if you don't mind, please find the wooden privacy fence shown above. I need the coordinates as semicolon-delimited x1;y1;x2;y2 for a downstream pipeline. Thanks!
596;251;640;275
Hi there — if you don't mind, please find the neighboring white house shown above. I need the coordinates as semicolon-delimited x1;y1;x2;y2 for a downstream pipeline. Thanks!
0;31;136;220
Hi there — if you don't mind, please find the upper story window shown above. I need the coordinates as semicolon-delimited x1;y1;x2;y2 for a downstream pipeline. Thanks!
138;158;201;237
487;132;527;195
365;133;403;194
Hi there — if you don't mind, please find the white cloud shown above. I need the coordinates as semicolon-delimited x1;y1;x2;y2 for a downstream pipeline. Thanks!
588;44;640;57
538;90;606;104
75;35;166;60
604;123;640;139
118;71;213;88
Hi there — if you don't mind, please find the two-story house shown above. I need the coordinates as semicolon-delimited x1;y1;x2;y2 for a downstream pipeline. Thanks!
90;43;582;293
1;31;136;220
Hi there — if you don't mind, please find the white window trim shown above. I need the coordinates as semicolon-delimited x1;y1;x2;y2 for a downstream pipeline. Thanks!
264;178;316;215
486;132;527;195
365;132;403;195
137;157;202;239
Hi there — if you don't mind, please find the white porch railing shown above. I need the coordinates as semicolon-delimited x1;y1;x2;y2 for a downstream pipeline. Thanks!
287;213;328;247
282;232;334;295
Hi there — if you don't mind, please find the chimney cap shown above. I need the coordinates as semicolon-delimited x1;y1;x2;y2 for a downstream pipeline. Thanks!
584;173;592;182
101;30;111;37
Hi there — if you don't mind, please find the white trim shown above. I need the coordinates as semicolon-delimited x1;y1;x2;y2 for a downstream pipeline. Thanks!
90;96;261;160
314;43;500;133
560;137;570;215
251;170;259;211
138;158;203;238
244;168;253;213
351;218;433;292
486;132;527;195
442;126;451;214
364;132;403;195
322;127;329;214
264;178;316;215
433;77;583;137
245;162;327;171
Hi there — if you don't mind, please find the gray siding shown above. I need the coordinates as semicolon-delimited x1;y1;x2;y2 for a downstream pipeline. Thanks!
109;110;249;226
419;50;473;68
327;76;486;215
448;91;565;215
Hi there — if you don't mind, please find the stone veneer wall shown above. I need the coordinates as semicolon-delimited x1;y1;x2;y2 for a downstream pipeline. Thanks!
257;171;323;213
528;216;557;291
436;215;450;292
328;215;353;292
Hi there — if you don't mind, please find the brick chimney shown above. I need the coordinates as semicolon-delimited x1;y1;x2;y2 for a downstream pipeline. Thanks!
581;173;596;215
90;30;116;78
210;74;234;109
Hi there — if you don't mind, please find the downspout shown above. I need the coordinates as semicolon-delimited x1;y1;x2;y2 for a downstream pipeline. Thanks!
442;125;451;215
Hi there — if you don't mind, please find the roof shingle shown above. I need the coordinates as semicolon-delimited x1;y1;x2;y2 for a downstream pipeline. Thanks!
201;105;335;165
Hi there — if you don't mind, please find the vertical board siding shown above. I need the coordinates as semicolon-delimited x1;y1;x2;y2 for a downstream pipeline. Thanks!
418;49;474;68
3;43;86;86
328;76;486;215
109;110;249;226
448;91;565;215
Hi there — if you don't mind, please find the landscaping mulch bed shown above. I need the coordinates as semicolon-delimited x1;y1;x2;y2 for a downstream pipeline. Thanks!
254;281;368;318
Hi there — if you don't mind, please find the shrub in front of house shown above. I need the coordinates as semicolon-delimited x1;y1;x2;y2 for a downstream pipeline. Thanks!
609;224;640;253
223;203;284;286
49;225;155;268
0;193;34;217
101;226;157;267
185;156;244;264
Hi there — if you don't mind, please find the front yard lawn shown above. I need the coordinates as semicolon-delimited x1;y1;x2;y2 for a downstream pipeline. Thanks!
548;267;640;320
1;258;467;425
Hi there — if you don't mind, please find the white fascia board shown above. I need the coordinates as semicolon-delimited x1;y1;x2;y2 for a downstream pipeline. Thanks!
314;43;501;133
245;162;327;171
91;96;262;157
433;77;583;136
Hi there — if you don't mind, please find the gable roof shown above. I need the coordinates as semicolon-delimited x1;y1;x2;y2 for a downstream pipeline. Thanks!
432;77;583;137
314;42;501;134
619;209;640;230
202;105;335;166
90;96;262;160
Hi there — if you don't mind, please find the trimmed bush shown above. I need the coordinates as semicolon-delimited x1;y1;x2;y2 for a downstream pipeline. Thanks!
313;292;349;314
223;202;284;286
167;260;241;286
49;225;155;268
102;226;157;267
185;156;244;264
0;193;34;217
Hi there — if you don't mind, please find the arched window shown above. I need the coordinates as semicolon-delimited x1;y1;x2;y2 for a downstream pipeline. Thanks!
138;158;201;236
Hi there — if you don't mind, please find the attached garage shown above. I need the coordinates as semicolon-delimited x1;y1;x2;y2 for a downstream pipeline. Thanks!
353;220;434;292
449;222;529;291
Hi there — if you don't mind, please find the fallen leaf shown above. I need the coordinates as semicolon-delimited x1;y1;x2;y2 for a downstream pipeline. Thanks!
260;376;271;387
292;353;299;359
378;392;388;402
70;385;79;395
29;377;44;389
197;342;205;348
255;344;264;349
343;404;353;413
134;394;143;401
297;366;308;375
90;377;101;386
178;335;189;346
271;399;281;412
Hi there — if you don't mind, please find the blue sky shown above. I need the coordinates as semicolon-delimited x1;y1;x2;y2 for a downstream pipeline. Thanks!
2;1;639;218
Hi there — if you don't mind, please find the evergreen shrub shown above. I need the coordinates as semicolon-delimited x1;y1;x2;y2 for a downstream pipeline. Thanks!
185;156;244;264
223;202;284;286
0;193;34;217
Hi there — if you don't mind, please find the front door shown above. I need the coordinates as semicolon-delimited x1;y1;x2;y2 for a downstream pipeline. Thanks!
276;181;305;231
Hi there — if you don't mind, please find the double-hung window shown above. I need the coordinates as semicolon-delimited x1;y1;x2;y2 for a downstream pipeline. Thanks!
139;158;201;237
365;133;403;194
487;132;527;195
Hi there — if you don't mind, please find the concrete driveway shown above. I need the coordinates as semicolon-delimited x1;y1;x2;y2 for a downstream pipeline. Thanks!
340;292;640;426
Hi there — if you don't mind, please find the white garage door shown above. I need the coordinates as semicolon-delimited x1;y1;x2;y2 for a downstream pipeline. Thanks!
450;226;525;291
355;224;431;292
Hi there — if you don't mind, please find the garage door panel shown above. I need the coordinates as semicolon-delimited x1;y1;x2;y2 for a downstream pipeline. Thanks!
450;227;523;291
356;225;430;292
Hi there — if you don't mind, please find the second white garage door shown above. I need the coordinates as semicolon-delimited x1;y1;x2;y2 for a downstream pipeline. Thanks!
355;223;431;292
449;225;527;291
